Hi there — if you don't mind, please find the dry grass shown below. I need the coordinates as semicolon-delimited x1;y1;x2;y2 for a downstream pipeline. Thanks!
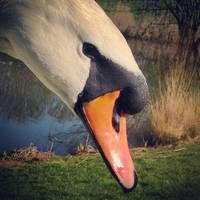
109;2;136;33
0;144;52;167
149;66;200;145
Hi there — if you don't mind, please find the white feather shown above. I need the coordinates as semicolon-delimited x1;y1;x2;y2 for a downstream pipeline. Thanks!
0;0;143;112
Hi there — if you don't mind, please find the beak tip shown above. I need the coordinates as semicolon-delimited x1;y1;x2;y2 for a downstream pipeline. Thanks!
121;170;138;193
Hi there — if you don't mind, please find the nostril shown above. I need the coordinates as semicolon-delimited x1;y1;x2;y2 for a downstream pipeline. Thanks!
112;98;121;132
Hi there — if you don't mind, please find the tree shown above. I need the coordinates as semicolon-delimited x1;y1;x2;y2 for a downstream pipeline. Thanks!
163;0;200;68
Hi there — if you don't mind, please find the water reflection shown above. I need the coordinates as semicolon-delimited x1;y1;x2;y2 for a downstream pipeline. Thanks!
0;53;89;155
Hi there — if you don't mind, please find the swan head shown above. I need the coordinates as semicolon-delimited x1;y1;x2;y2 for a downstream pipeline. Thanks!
0;0;149;191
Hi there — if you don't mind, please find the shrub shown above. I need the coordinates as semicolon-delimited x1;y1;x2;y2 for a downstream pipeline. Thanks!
149;66;200;145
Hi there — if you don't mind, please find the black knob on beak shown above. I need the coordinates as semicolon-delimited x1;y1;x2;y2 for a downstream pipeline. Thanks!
118;75;149;115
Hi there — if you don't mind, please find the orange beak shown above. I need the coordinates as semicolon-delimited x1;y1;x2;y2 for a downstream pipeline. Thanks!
83;90;137;190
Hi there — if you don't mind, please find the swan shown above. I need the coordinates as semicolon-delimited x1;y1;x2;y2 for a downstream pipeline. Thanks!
0;0;149;191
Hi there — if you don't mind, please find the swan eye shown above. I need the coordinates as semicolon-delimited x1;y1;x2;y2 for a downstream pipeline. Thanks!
82;42;99;60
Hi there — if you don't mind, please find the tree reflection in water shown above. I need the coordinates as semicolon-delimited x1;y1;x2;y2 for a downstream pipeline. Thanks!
0;53;88;155
0;53;52;123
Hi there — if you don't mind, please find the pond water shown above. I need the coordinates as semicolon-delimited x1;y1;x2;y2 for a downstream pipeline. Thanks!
0;57;91;155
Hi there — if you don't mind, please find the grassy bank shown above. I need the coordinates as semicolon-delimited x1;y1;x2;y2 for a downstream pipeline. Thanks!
0;142;200;200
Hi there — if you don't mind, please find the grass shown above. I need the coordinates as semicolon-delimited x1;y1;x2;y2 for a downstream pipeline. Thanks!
0;142;200;200
149;66;200;145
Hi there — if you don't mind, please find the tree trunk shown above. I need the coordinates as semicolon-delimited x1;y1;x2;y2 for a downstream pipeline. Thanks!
176;25;198;69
